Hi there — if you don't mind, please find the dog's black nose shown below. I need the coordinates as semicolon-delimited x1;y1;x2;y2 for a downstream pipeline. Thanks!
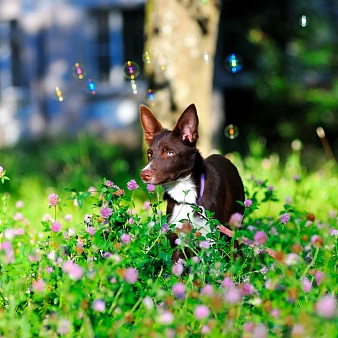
141;169;152;182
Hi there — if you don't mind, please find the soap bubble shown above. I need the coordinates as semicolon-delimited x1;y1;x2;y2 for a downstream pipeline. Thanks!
157;55;167;71
123;61;140;79
224;124;239;139
300;15;307;27
146;89;155;106
142;51;152;64
71;62;86;79
225;54;243;73
86;79;97;95
130;79;137;94
55;86;65;102
203;51;210;64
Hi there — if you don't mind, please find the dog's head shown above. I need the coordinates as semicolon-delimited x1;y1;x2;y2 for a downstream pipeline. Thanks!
140;104;199;185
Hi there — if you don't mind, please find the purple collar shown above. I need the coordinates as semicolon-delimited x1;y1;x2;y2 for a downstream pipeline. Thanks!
196;173;205;204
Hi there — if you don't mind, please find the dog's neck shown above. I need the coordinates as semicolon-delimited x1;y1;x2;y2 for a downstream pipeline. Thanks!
164;175;197;204
164;173;205;205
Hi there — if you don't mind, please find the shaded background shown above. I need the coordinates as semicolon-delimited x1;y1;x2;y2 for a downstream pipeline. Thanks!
0;0;337;192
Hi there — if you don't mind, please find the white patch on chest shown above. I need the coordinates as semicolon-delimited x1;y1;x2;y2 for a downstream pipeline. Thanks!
164;175;211;237
164;175;197;204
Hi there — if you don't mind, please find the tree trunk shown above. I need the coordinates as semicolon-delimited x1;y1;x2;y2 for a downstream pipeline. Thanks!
144;0;220;156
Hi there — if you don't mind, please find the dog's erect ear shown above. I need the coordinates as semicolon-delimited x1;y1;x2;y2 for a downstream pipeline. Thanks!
173;104;199;145
140;105;163;146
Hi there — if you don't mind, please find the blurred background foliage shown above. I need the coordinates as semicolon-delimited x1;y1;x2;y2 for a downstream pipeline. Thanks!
0;135;142;194
0;0;337;198
215;0;338;162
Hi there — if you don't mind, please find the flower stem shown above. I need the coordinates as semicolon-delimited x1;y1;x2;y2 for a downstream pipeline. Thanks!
130;297;143;313
155;266;163;283
146;232;162;254
301;247;320;279
108;284;124;314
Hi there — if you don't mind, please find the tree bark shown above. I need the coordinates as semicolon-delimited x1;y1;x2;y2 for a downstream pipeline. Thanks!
144;0;220;156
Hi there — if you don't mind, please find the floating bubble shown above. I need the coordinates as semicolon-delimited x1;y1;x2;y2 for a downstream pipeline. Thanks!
86;79;97;95
142;51;152;64
224;124;239;140
55;86;65;102
130;79;137;94
225;54;243;73
157;55;167;71
71;62;86;79
203;51;210;64
300;15;307;27
123;61;140;80
146;89;155;106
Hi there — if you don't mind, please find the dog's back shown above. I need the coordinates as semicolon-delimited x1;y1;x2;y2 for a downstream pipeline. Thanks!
201;154;244;224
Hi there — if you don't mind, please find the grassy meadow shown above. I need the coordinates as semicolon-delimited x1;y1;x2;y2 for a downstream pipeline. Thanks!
0;138;337;337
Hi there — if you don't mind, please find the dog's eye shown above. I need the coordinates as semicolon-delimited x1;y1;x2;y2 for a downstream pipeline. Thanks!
166;150;174;156
147;151;152;160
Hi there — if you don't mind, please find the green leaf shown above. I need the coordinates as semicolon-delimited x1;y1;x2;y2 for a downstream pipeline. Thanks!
79;192;92;199
82;313;95;338
77;199;84;208
64;188;77;192
236;200;245;207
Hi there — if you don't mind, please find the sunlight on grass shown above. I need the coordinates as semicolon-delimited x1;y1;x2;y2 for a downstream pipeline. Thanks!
0;152;337;336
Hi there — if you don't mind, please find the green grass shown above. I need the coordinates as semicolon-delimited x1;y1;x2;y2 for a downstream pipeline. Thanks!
0;145;337;337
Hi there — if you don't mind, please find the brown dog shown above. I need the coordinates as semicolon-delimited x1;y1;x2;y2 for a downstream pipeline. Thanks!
140;103;244;256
